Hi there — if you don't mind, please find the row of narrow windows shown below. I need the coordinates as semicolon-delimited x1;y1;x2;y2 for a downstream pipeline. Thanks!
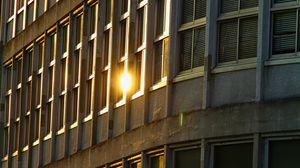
5;0;59;41
1;0;299;160
103;138;300;168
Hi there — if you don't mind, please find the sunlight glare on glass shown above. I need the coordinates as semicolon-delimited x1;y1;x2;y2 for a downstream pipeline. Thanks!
120;72;131;92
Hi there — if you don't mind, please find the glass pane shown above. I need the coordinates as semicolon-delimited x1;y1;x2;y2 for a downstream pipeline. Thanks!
90;4;97;35
274;0;296;4
214;143;253;168
221;0;238;14
195;0;206;19
88;40;95;75
120;20;127;57
154;41;163;83
86;80;92;117
27;3;34;26
156;0;165;36
121;0;128;14
150;155;164;168
37;0;45;17
45;103;52;133
180;29;193;71
269;140;300;168
61;59;66;92
240;0;258;9
134;53;142;92
38;42;44;69
72;88;78;123
48;0;56;8
16;12;24;34
75;15;83;44
104;31;110;66
193;27;205;67
48;67;53;98
182;0;194;24
61;24;68;54
59;96;65;128
137;8;145;47
175;148;201;168
273;11;296;54
6;21;13;41
49;33;56;61
105;0;111;24
101;71;108;109
239;17;258;59
218;19;238;63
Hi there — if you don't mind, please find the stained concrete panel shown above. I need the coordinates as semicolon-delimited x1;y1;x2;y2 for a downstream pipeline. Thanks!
211;69;256;107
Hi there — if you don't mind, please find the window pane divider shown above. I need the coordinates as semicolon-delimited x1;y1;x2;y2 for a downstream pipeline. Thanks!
137;0;147;9
218;12;258;21
178;21;205;32
271;5;300;11
120;12;129;20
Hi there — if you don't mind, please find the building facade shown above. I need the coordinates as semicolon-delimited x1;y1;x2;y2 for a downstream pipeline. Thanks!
0;0;299;167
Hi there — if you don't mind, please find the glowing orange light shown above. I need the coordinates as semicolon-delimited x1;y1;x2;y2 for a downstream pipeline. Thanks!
120;72;131;92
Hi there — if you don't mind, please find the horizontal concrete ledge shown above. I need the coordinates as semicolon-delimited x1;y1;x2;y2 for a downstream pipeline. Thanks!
44;98;300;168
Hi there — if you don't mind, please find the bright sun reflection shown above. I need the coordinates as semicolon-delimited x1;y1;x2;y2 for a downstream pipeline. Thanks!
120;72;131;92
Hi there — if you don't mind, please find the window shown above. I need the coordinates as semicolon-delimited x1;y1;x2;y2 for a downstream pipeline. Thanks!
34;40;44;141
218;0;258;63
213;143;253;168
69;12;83;124
153;0;169;83
23;49;32;148
148;150;164;168
174;147;201;168
268;139;300;168
3;65;12;156
178;0;206;72
117;0;130;103
133;1;147;94
271;0;300;57
13;57;22;152
44;32;56;134
128;156;142;168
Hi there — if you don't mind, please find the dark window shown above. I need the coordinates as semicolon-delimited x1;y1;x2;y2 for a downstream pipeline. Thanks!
269;139;300;168
214;143;253;168
175;147;201;168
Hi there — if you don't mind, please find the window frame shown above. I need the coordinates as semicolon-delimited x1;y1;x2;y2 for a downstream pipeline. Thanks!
216;0;258;66
270;2;300;59
177;0;207;74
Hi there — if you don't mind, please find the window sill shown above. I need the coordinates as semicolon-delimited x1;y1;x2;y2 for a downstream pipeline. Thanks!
69;122;78;130
56;127;65;135
12;151;18;157
173;67;204;83
265;57;300;66
212;62;256;74
43;132;52;141
131;90;144;100
150;78;167;91
114;100;125;109
32;139;39;146
22;145;29;152
1;155;8;162
83;113;92;123
99;107;109;115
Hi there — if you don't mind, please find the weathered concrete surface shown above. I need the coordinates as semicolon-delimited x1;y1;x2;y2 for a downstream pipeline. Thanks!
44;98;300;168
